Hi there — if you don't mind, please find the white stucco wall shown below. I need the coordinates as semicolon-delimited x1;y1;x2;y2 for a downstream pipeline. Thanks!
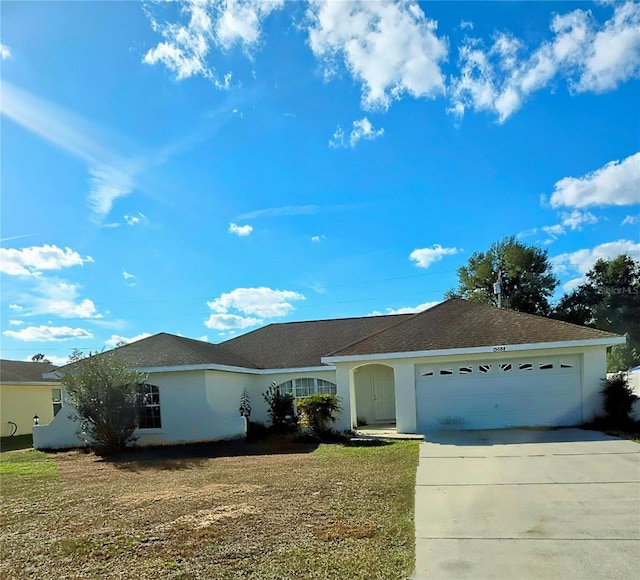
581;347;608;421
33;369;246;450
332;344;610;433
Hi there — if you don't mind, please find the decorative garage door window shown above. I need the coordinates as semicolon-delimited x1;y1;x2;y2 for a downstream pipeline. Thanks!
136;384;161;429
417;357;578;380
276;378;337;399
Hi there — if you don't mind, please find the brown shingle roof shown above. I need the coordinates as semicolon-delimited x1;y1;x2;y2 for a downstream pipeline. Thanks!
49;299;623;374
219;314;414;369
55;333;259;373
0;360;59;383
327;298;622;358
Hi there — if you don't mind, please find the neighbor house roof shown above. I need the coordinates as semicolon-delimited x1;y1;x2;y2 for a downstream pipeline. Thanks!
219;313;413;369
327;298;622;358
0;360;59;383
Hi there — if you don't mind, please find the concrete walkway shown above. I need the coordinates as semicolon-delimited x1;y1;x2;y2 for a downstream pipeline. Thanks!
414;428;640;579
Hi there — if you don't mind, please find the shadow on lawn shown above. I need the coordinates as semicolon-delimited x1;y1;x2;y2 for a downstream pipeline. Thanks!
99;435;321;471
0;434;33;452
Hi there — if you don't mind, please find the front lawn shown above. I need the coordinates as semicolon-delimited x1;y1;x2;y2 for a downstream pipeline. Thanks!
0;438;418;579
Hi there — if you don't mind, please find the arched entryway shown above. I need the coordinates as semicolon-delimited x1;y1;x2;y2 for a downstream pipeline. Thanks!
353;364;396;425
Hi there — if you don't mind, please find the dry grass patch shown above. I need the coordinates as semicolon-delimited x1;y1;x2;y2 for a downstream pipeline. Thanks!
1;438;418;579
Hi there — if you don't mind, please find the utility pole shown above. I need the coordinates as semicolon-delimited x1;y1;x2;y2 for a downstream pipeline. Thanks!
493;271;503;308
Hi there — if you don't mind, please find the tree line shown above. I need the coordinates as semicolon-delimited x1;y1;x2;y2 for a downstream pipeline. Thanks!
446;236;639;372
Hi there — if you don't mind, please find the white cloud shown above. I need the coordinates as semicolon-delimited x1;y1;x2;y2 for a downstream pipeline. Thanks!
9;320;24;326
207;286;305;318
124;212;148;226
575;1;640;92
450;2;640;122
228;222;253;236
26;279;102;319
306;0;447;111
329;117;384;148
552;239;640;277
369;300;440;316
562;276;586;293
549;152;640;208
104;333;152;347
0;81;138;221
204;313;262;330
123;271;135;280
22;354;69;366
540;210;600;243
214;0;285;50
198;335;209;342
409;244;461;268
143;0;214;80
311;235;326;243
3;325;93;342
560;209;599;229
43;298;101;319
1;43;11;59
143;0;284;81
0;244;93;277
9;304;23;311
88;166;134;220
622;214;640;225
238;205;320;220
460;21;474;31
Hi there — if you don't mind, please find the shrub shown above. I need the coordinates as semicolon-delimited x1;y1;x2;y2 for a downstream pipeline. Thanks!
601;373;638;425
239;388;251;419
297;394;341;438
262;382;297;433
62;352;147;455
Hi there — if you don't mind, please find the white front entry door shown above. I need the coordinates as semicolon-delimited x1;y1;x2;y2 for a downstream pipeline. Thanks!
373;369;396;421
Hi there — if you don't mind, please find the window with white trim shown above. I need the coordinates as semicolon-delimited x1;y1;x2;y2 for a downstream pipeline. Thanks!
275;378;337;399
136;384;161;429
52;388;62;417
317;379;337;395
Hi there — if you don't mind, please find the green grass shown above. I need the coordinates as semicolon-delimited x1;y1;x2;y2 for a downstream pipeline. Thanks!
0;449;60;496
0;438;419;579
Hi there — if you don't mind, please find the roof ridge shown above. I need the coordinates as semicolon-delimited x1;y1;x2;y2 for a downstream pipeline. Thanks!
219;312;414;347
324;301;443;357
142;333;261;369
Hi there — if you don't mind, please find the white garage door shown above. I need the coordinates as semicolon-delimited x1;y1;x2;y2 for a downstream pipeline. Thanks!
416;355;582;431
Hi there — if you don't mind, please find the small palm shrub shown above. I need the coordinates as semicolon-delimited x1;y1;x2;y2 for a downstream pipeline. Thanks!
297;394;341;438
601;373;638;426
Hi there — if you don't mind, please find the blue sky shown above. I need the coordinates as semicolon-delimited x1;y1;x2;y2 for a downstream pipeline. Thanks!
1;0;639;364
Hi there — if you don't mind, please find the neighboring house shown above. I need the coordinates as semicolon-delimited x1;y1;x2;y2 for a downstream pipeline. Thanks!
34;299;624;449
0;360;61;437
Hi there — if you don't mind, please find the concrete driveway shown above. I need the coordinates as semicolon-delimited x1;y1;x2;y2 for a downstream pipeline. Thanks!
414;428;640;579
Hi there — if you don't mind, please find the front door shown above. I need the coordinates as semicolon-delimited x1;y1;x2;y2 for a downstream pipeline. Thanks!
373;369;395;421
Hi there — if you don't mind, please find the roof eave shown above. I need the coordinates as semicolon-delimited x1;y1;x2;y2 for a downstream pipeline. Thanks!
321;336;626;364
126;363;336;375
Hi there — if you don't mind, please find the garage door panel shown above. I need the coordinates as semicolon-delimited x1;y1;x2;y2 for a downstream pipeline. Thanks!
416;356;582;430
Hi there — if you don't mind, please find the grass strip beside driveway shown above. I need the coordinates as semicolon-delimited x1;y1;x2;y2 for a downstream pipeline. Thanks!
1;438;418;579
